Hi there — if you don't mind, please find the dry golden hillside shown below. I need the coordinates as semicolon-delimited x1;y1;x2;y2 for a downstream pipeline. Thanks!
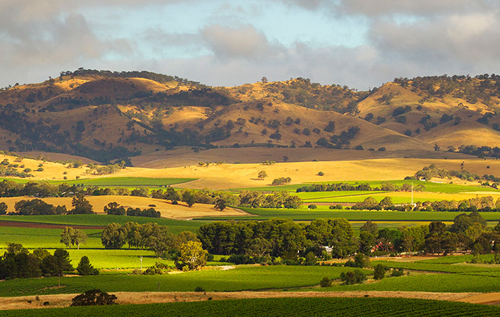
1;70;500;164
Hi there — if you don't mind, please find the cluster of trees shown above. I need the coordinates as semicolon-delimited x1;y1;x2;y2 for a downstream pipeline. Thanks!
296;182;424;193
60;227;87;249
351;197;397;211
238;191;302;209
0;165;32;178
197;218;357;259
86;161;126;175
456;145;500;159
316;126;361;149
0;243;98;280
100;222;207;270
12;194;93;215
104;202;160;218
414;164;481;182
357;212;500;257
271;177;291;185
414;196;500;212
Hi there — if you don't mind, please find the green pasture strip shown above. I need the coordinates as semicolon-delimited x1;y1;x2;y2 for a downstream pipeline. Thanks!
2;297;499;317
0;227;103;249
296;191;379;200
319;273;500;293
203;207;500;222
371;261;500;274
0;215;206;234
235;180;498;194
0;177;196;187
0;266;367;297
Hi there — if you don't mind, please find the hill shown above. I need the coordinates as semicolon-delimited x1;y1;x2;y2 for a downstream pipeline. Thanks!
1;70;500;164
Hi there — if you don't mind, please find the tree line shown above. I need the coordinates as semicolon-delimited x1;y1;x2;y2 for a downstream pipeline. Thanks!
0;243;98;280
296;182;424;193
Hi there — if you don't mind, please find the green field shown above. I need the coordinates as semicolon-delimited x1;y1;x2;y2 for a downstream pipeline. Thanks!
0;266;368;297
0;215;207;234
1;297;499;317
205;207;500;222
236;180;499;194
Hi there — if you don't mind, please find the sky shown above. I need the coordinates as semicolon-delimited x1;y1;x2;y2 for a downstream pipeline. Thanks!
1;0;500;90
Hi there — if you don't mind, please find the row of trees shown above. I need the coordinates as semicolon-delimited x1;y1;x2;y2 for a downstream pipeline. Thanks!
100;222;207;270
296;182;424;193
104;202;160;218
0;243;98;281
12;194;93;215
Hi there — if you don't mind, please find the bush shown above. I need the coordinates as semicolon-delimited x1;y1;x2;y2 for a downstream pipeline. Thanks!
195;286;205;292
317;171;324;176
71;289;117;306
340;269;366;285
374;264;386;280
320;276;332;287
308;204;317;209
329;204;342;210
391;268;405;277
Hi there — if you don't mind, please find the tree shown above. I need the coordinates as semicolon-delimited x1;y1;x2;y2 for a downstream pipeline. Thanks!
359;231;375;255
360;220;378;236
0;202;7;214
104;202;125;215
101;223;126;249
42;249;73;286
246;238;272;258
214;197;226;211
182;190;196;207
72;229;87;250
69;193;93;214
374;264;386;280
258;171;268;179
71;289;117;306
178;241;207;270
60;227;87;249
60;227;75;248
77;256;99;275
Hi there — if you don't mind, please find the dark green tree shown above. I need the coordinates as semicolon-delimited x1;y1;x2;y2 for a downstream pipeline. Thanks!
77;256;99;275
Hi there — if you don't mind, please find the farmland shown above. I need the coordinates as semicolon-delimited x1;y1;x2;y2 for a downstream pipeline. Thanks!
3;157;500;313
2;297;500;317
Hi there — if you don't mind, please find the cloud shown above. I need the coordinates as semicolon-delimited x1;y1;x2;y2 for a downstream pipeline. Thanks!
200;24;284;60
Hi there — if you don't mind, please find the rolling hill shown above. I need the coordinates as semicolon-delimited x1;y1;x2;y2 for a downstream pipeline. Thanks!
1;70;499;164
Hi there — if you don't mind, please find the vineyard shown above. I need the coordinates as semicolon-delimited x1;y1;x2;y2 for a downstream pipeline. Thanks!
1;297;499;317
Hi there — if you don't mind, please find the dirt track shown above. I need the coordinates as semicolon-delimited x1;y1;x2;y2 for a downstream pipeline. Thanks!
1;291;499;311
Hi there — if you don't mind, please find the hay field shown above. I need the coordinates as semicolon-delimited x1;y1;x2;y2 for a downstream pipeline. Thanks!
0;196;248;220
112;158;500;189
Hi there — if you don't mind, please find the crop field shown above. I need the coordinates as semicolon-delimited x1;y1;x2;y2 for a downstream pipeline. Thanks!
207;207;500;222
237;179;500;194
2;297;500;317
0;215;207;233
0;266;368;297
0;227;103;249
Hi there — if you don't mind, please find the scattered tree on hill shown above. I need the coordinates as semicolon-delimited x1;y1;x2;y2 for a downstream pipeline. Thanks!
258;170;268;179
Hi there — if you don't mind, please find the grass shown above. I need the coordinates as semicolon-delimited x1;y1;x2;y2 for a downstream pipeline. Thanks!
205;207;500;222
0;227;103;249
0;215;207;234
2;297;500;317
0;266;367;297
235;180;499;194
